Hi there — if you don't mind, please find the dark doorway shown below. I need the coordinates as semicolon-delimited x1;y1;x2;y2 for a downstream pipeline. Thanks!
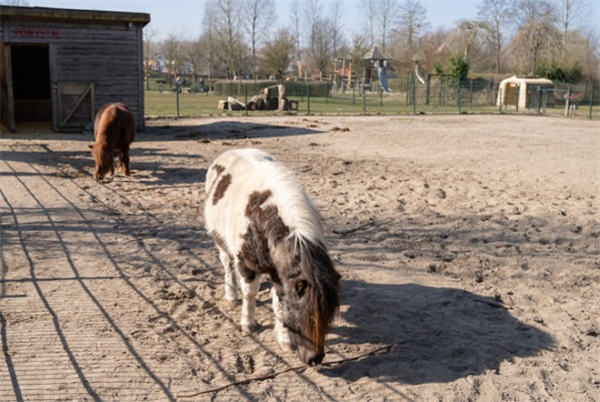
11;44;51;121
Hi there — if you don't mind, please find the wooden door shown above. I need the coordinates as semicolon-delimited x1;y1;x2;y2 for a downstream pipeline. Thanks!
1;43;16;133
57;82;94;131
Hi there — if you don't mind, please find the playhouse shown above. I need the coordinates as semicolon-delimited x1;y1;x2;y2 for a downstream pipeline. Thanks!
497;75;554;110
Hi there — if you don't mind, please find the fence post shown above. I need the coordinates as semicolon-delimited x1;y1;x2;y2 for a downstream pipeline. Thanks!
411;75;416;114
307;81;311;115
176;81;180;118
352;77;356;105
515;85;519;113
469;80;474;108
362;84;367;114
426;74;431;105
565;86;572;116
457;80;462;114
244;81;248;116
589;84;594;119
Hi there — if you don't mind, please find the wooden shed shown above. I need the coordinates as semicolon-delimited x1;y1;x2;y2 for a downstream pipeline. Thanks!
0;6;150;133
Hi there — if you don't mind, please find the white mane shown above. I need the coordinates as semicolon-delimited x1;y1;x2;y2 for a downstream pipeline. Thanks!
205;148;323;248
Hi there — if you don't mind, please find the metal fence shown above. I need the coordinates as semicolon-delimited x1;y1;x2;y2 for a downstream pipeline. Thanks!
144;76;600;120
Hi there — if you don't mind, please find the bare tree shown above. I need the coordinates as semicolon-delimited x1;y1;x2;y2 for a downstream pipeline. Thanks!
207;0;246;78
360;0;377;48
419;27;451;73
360;0;402;54
143;28;158;90
348;33;371;83
456;20;490;62
512;0;559;73
245;0;275;79
200;5;219;80
477;0;515;73
554;0;586;59
304;0;333;77
261;28;296;80
181;38;205;85
290;0;302;74
330;0;346;60
305;0;323;54
396;0;427;54
161;32;183;87
578;26;600;80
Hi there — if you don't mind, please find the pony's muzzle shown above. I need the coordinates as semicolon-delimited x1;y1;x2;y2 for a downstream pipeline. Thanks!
299;347;324;367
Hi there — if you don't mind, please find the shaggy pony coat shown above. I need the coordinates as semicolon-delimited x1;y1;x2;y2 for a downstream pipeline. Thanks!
204;148;340;366
89;102;135;180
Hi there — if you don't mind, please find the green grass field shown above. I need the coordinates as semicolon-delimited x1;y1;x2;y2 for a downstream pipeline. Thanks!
144;90;598;119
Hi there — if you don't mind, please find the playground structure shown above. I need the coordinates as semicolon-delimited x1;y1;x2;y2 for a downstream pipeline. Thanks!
332;46;393;93
363;46;392;92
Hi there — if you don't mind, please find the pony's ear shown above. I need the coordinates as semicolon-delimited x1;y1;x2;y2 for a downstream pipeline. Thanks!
88;143;94;149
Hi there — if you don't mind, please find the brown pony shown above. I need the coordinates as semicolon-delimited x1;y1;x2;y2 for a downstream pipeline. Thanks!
89;102;135;181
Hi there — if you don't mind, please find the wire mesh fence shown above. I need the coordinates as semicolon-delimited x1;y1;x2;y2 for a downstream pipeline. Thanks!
144;76;600;120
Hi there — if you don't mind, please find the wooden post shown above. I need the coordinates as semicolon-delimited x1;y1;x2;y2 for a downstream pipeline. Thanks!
244;81;248;116
362;84;366;114
307;82;311;115
4;44;16;132
565;86;572;116
457;79;462;114
589;84;594;120
176;81;180;118
278;84;286;112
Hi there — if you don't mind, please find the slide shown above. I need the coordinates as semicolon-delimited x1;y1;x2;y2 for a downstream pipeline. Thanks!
414;63;426;84
378;66;392;92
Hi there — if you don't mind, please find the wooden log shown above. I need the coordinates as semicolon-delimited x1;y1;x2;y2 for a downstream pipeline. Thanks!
227;96;245;111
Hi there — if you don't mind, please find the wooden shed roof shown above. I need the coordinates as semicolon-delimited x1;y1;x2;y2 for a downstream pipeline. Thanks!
0;5;150;26
363;46;388;61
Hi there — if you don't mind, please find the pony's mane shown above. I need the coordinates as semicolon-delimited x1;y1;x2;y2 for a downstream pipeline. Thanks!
295;237;340;352
260;159;324;246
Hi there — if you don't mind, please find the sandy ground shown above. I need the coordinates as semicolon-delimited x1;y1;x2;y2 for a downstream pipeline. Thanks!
1;114;599;402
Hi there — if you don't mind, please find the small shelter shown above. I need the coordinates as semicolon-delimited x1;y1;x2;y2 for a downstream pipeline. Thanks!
497;75;554;110
363;46;389;86
1;6;150;132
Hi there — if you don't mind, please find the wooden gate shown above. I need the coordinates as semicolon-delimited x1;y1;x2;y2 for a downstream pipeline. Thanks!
57;83;94;131
0;43;16;132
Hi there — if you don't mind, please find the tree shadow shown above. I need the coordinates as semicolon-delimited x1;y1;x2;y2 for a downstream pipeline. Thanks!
143;120;322;142
321;279;555;385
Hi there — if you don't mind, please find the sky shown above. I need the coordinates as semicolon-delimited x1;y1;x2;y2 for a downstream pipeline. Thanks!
23;0;600;41
28;0;482;39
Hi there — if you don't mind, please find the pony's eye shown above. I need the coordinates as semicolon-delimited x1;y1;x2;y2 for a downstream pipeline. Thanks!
295;280;308;297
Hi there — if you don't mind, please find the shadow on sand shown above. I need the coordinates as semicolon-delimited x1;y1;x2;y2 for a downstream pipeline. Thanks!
322;279;554;385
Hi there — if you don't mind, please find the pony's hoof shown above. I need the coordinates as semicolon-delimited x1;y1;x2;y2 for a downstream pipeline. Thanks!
241;323;255;334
